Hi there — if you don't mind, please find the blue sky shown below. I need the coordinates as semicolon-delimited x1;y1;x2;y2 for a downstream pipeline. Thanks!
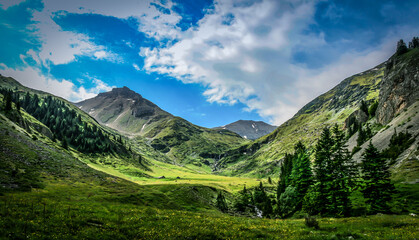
0;0;418;128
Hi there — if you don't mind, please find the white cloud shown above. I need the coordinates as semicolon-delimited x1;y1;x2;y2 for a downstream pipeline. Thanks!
139;0;403;125
4;0;413;126
0;66;114;102
32;10;99;65
132;63;140;71
141;0;321;124
28;0;181;66
94;51;107;59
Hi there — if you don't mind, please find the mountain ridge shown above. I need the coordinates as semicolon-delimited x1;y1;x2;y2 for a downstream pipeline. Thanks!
215;120;277;140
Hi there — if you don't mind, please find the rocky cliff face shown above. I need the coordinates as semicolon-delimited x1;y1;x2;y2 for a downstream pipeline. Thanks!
377;48;419;124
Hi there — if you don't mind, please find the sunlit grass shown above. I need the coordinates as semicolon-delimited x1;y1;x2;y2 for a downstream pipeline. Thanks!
1;188;418;240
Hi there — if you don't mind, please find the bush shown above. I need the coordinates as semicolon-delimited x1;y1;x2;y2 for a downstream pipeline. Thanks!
304;215;319;229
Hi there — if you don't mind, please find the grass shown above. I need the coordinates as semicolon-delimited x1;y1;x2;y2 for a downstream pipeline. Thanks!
1;188;418;240
84;157;261;192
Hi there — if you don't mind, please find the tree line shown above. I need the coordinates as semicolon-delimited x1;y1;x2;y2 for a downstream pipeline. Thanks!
396;36;419;56
1;88;128;155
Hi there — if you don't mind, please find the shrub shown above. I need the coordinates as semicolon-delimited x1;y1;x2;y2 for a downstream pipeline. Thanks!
304;215;319;229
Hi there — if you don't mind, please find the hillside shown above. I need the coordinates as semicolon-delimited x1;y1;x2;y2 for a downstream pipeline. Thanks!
76;86;247;167
215;120;277;140
217;48;419;178
0;76;260;188
217;63;385;176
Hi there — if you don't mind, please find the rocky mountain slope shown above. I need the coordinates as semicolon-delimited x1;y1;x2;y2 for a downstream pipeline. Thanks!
75;86;172;136
217;47;419;178
215;120;276;140
352;48;419;183
217;63;385;176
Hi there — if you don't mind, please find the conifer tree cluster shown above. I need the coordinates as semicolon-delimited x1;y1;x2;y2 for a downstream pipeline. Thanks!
396;36;419;56
216;191;228;212
233;182;275;218
0;89;128;155
361;142;394;213
275;125;397;218
277;141;312;218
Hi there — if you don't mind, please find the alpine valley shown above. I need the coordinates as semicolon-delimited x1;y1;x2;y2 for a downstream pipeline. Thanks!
0;41;418;239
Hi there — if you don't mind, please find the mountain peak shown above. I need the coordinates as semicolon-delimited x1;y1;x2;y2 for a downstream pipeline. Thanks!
216;120;276;140
102;86;142;99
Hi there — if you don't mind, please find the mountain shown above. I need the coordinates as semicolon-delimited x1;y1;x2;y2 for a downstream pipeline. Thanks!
76;86;247;166
215;120;276;140
217;63;384;176
218;48;419;178
75;86;172;136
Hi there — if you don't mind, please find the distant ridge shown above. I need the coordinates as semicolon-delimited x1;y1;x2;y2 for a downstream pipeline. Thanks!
215;120;276;140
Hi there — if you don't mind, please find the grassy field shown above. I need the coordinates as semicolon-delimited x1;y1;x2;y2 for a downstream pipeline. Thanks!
83;157;262;192
1;187;418;240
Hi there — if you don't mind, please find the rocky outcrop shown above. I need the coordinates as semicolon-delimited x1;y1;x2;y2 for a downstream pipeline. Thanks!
376;49;419;125
343;109;368;129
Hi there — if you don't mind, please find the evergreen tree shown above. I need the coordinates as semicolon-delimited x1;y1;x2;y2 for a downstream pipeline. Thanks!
4;91;12;111
277;153;293;197
278;185;298;218
289;146;313;210
357;124;366;146
234;185;251;212
408;37;419;48
361;142;394;213
61;137;68;150
216;191;228;212
312;127;334;215
360;100;368;116
396;39;408;56
253;182;272;217
311;125;356;216
16;100;21;112
328;124;355;216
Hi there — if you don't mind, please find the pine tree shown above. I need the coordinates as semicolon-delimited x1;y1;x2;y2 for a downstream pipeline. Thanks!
361;142;394;213
311;125;356;216
408;37;419;48
328;124;356;216
357;124;366;146
312;127;334;215
216;191;228;212
278;153;293;197
62;138;68;150
234;185;251;212
360;100;368;116
289;146;313;210
254;182;272;217
16;100;21;112
4;91;12;111
396;39;408;56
